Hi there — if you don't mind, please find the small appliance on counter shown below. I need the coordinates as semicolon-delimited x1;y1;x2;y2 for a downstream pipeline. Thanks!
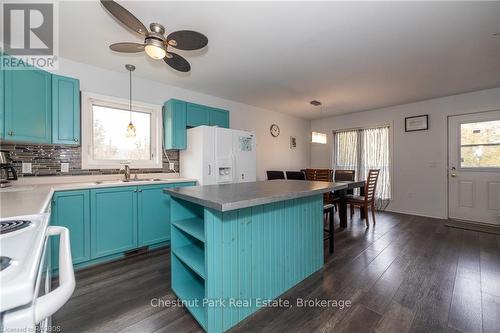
0;214;75;330
0;150;18;188
180;126;257;185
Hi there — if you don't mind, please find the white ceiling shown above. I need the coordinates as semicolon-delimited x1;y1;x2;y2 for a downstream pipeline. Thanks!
59;1;500;119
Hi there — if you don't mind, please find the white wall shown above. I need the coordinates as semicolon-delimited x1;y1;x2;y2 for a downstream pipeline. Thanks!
52;58;311;180
311;87;500;219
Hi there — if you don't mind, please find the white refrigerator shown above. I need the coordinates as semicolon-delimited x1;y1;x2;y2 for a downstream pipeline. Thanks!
180;126;257;185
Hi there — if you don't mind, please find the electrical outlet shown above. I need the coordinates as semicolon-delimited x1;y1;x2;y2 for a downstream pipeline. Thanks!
61;163;69;173
22;162;32;174
169;162;175;171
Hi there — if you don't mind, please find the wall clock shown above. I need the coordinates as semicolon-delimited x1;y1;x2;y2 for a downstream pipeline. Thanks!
270;124;280;137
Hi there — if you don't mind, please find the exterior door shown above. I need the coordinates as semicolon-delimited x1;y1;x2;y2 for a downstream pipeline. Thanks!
448;110;500;225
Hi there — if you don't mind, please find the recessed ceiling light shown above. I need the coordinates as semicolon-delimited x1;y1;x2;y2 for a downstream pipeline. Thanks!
310;100;322;106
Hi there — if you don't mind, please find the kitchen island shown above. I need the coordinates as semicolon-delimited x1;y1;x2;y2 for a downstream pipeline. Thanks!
165;180;347;333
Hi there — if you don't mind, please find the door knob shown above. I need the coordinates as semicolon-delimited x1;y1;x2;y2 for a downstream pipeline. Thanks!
450;173;457;178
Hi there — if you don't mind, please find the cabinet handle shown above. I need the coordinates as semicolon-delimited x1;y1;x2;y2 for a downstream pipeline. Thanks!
138;189;143;192
7;131;14;136
74;138;79;142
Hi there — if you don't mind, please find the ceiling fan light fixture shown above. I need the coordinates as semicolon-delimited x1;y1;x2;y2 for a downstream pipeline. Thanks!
144;38;166;60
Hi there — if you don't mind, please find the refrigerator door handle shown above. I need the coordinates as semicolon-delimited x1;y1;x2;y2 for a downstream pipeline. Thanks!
232;154;237;182
208;164;211;176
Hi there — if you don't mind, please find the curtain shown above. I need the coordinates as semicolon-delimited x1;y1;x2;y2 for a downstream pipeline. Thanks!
333;126;391;210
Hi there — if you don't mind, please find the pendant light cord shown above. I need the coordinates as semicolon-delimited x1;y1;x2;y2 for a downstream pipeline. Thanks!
129;69;132;123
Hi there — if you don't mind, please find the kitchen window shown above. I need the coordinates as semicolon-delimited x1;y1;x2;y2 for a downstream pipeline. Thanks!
81;93;162;169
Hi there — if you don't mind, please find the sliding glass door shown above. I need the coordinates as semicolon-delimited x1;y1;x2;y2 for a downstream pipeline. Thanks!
333;126;391;209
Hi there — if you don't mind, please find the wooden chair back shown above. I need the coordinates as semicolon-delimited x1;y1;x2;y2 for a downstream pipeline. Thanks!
267;170;285;180
303;169;334;203
334;169;355;181
286;171;306;180
364;169;380;204
303;169;333;182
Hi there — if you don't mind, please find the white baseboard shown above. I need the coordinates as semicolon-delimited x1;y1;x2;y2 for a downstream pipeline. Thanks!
384;207;446;220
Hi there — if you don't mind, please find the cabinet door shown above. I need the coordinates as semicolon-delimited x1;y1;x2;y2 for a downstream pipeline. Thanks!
4;68;52;143
90;186;138;258
209;108;229;128
0;62;4;139
51;190;91;268
186;103;209;127
138;184;172;246
52;75;80;144
164;99;187;149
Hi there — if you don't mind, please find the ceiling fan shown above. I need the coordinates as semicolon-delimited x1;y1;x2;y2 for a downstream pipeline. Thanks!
100;0;208;72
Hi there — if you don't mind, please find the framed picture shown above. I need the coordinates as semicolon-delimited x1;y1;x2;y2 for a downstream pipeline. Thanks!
290;136;297;149
405;115;429;132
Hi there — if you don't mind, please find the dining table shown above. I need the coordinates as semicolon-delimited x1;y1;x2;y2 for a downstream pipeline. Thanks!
333;180;366;228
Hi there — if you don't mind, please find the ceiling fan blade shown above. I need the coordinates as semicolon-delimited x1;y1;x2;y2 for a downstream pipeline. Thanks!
164;52;191;72
110;42;145;53
100;0;148;36
167;30;208;51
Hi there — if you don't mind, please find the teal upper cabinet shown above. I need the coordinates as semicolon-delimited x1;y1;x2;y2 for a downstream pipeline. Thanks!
209;108;229;128
0;64;4;139
4;67;52;143
51;190;91;269
52;75;80;144
90;186;138;258
164;98;230;150
187;103;210;127
138;184;172;247
164;99;187;150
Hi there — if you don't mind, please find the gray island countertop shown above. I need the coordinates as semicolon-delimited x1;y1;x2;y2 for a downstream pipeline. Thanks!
165;180;348;211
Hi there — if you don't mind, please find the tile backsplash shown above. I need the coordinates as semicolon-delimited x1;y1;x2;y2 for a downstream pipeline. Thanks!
0;143;179;177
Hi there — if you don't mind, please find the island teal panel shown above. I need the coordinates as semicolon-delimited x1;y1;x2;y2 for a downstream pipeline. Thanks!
51;190;90;269
90;186;138;258
4;67;52;143
52;74;80;144
203;194;324;333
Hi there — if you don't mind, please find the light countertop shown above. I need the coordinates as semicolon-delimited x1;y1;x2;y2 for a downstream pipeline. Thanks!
166;180;348;212
0;174;196;218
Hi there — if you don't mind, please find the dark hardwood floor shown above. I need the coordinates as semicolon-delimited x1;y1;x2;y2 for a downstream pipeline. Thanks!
53;211;500;333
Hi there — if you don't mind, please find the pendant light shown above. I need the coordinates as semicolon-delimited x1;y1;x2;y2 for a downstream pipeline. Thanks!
125;64;136;138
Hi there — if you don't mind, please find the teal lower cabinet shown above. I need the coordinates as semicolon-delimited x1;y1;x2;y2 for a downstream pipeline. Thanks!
50;182;196;270
90;186;138;258
138;184;172;246
50;190;91;269
170;194;324;332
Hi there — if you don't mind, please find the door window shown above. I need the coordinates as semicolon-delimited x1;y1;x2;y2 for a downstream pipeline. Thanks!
460;120;500;168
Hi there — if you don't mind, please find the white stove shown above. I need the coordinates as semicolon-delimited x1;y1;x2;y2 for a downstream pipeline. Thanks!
0;214;75;331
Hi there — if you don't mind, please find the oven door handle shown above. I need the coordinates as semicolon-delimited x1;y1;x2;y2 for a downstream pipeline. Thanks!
34;226;75;323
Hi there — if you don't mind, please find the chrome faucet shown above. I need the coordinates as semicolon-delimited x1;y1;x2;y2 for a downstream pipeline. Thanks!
123;164;131;182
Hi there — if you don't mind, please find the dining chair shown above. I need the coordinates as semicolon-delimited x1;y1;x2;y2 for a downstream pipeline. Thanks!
333;170;356;209
304;168;336;253
347;169;380;227
324;203;335;253
266;170;285;180
285;171;306;180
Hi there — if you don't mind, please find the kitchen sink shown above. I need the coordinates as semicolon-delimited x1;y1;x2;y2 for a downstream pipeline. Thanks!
93;178;163;185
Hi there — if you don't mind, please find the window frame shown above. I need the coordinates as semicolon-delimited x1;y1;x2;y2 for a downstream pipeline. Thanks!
457;118;500;171
81;92;162;169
